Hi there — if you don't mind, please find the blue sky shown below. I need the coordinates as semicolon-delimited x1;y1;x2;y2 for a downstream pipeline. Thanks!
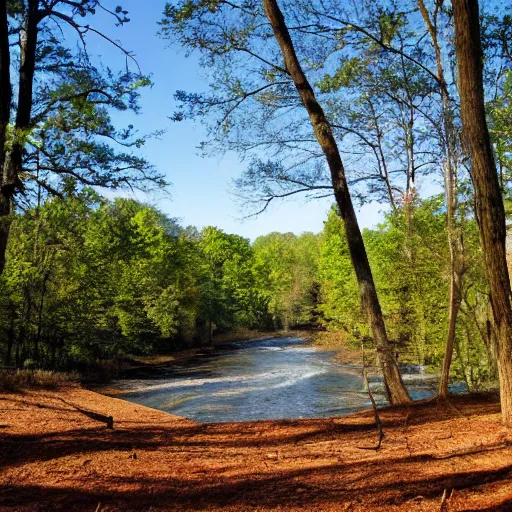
85;1;392;240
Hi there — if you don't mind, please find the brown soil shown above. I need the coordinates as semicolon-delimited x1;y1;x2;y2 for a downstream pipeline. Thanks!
1;388;512;511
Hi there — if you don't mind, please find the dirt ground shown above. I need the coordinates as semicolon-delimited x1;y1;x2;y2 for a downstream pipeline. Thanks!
1;388;512;511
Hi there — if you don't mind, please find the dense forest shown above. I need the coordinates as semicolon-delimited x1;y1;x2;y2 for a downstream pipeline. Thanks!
1;0;512;422
0;189;495;394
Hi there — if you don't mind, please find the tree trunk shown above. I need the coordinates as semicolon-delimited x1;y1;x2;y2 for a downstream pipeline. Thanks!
0;0;9;166
0;0;12;275
262;0;410;404
439;262;463;396
439;151;464;397
0;0;39;274
417;0;465;398
367;98;397;213
452;0;512;425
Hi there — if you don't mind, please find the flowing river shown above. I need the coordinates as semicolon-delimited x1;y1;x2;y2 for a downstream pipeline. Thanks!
111;337;452;423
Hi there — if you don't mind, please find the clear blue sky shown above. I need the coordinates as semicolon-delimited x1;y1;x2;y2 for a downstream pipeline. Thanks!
85;1;395;240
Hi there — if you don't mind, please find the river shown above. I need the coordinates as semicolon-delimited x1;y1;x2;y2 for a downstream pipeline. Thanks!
111;336;456;423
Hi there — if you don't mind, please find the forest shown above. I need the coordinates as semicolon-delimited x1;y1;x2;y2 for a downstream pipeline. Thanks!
1;0;512;416
4;1;512;510
0;191;494;397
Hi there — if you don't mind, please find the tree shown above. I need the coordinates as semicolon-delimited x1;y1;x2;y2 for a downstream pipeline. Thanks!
261;0;410;404
452;0;512;425
0;0;12;274
162;0;410;403
197;227;265;342
0;0;166;275
317;208;361;335
414;0;467;397
365;198;450;366
253;232;319;330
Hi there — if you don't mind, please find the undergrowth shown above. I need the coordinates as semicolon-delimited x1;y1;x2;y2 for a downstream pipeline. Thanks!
0;369;79;392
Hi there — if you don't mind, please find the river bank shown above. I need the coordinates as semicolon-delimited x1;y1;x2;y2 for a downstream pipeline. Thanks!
119;329;321;369
1;385;512;511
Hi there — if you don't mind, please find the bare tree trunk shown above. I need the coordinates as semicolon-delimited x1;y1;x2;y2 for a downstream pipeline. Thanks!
439;155;464;397
402;99;416;259
453;0;512;425
0;0;12;275
262;0;410;404
439;260;463;395
0;0;39;274
366;98;397;214
438;118;465;398
418;0;466;398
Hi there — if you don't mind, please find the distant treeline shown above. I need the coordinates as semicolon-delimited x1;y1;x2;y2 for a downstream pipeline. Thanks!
0;190;496;391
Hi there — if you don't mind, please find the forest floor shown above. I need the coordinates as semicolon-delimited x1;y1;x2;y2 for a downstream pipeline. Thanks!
1;387;512;511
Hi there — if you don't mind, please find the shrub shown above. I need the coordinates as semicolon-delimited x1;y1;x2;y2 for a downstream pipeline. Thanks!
0;369;78;392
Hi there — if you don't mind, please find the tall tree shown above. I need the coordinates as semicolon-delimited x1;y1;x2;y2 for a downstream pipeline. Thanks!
253;232;318;330
452;0;512;424
0;0;165;275
0;0;12;275
262;0;410;404
416;0;466;397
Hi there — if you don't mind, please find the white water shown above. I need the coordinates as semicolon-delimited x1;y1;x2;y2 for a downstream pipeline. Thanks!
112;337;446;423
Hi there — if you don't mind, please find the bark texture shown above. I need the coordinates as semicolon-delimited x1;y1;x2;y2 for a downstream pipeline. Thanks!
0;0;39;275
262;0;410;404
0;0;12;275
453;0;512;424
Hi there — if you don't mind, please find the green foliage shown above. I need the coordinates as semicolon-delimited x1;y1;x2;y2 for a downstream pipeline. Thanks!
489;70;512;208
253;232;319;330
376;8;406;45
364;199;449;365
0;192;269;368
1;0;507;395
317;200;494;387
0;190;497;391
5;0;167;206
317;208;361;334
317;58;367;92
